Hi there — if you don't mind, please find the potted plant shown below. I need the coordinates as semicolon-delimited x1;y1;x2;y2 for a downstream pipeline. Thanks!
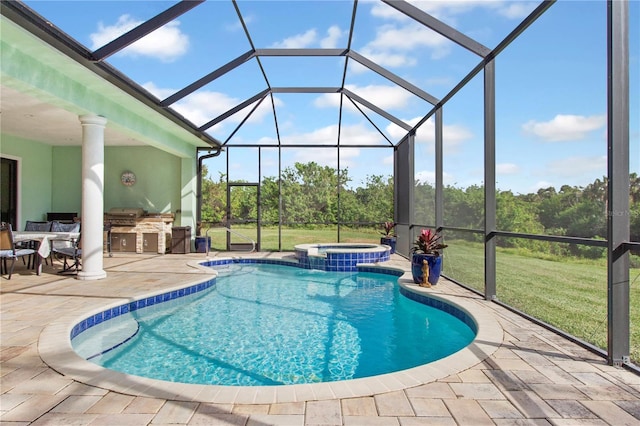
380;221;397;254
411;228;448;287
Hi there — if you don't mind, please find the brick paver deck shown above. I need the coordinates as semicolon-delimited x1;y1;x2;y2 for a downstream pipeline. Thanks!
1;252;639;425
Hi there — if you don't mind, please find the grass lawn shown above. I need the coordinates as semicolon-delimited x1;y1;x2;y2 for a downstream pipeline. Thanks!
204;225;381;251
203;225;640;363
446;241;640;363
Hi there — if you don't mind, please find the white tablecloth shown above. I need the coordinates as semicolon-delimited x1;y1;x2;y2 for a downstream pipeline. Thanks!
13;231;80;258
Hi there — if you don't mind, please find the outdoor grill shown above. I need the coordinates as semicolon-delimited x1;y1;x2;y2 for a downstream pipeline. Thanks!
104;207;146;226
103;208;175;254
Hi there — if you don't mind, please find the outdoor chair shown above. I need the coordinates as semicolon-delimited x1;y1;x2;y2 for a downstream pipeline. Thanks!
52;233;81;274
25;220;52;232
49;221;81;273
0;222;36;279
51;220;80;233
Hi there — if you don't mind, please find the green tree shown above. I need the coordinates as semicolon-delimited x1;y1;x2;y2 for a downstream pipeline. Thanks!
200;166;226;223
443;184;484;229
260;176;280;224
353;174;393;224
280;162;342;225
414;181;435;225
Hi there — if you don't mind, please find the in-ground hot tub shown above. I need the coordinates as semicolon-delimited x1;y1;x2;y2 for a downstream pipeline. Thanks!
295;243;391;271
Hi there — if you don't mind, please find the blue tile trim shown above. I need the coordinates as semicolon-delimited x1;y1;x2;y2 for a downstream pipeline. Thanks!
200;257;399;275
290;247;390;271
70;278;216;340
357;266;403;276
399;287;478;334
85;321;141;361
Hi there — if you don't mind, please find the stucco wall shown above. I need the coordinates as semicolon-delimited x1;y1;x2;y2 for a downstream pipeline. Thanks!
0;134;53;225
50;146;82;214
2;136;189;227
104;146;182;214
49;145;183;215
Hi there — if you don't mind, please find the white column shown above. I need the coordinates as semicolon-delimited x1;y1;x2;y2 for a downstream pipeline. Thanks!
77;114;107;280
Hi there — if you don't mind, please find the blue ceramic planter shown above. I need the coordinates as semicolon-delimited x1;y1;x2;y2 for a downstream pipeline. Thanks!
411;253;442;285
380;237;396;254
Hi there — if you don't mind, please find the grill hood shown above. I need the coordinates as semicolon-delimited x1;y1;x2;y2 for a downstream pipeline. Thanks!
106;208;146;218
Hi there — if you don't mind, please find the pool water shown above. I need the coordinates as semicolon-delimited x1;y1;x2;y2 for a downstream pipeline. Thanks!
72;263;475;386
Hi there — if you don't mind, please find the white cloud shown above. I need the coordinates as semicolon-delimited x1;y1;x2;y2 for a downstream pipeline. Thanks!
367;23;450;53
414;170;455;186
141;81;173;100
291;147;360;169
522;114;607;142
271;28;318;48
515;156;607;194
496;163;519;174
363;0;538;68
339;123;386;146
282;125;370;168
415;170;435;184
497;2;537;19
90;15;137;48
314;84;414;113
270;25;345;49
390;116;472;153
143;82;277;130
283;123;338;145
313;93;341;109
320;25;345;48
358;23;451;68
282;123;380;148
371;1;536;21
90;15;188;62
544;155;607;177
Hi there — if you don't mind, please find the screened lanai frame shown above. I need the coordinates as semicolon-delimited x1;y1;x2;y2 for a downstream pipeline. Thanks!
195;0;636;370
1;0;636;370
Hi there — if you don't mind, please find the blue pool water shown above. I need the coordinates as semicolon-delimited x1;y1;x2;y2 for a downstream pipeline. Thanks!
72;262;475;386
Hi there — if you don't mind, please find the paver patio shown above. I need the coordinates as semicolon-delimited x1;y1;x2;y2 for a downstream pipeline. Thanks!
1;252;639;425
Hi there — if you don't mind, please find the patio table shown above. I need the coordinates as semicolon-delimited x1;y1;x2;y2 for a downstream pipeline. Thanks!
12;231;80;275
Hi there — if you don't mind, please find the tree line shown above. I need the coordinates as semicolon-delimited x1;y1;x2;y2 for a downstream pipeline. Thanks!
201;162;639;258
201;162;394;227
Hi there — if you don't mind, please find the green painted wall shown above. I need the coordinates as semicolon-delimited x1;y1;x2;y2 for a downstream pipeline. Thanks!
51;145;183;214
0;134;53;224
2;137;188;226
104;146;182;214
51;146;82;214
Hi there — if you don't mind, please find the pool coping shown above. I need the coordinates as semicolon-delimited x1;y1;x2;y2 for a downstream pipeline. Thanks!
38;258;504;404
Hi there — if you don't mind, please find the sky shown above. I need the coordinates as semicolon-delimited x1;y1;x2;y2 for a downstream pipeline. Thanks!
24;0;639;194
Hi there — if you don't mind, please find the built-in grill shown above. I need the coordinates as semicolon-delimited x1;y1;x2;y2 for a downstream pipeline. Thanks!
103;208;175;254
104;207;146;226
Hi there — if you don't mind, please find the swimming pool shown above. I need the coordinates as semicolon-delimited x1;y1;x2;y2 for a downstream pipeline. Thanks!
71;260;476;386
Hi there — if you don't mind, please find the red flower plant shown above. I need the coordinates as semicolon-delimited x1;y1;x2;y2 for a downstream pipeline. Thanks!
412;228;448;255
380;221;397;237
